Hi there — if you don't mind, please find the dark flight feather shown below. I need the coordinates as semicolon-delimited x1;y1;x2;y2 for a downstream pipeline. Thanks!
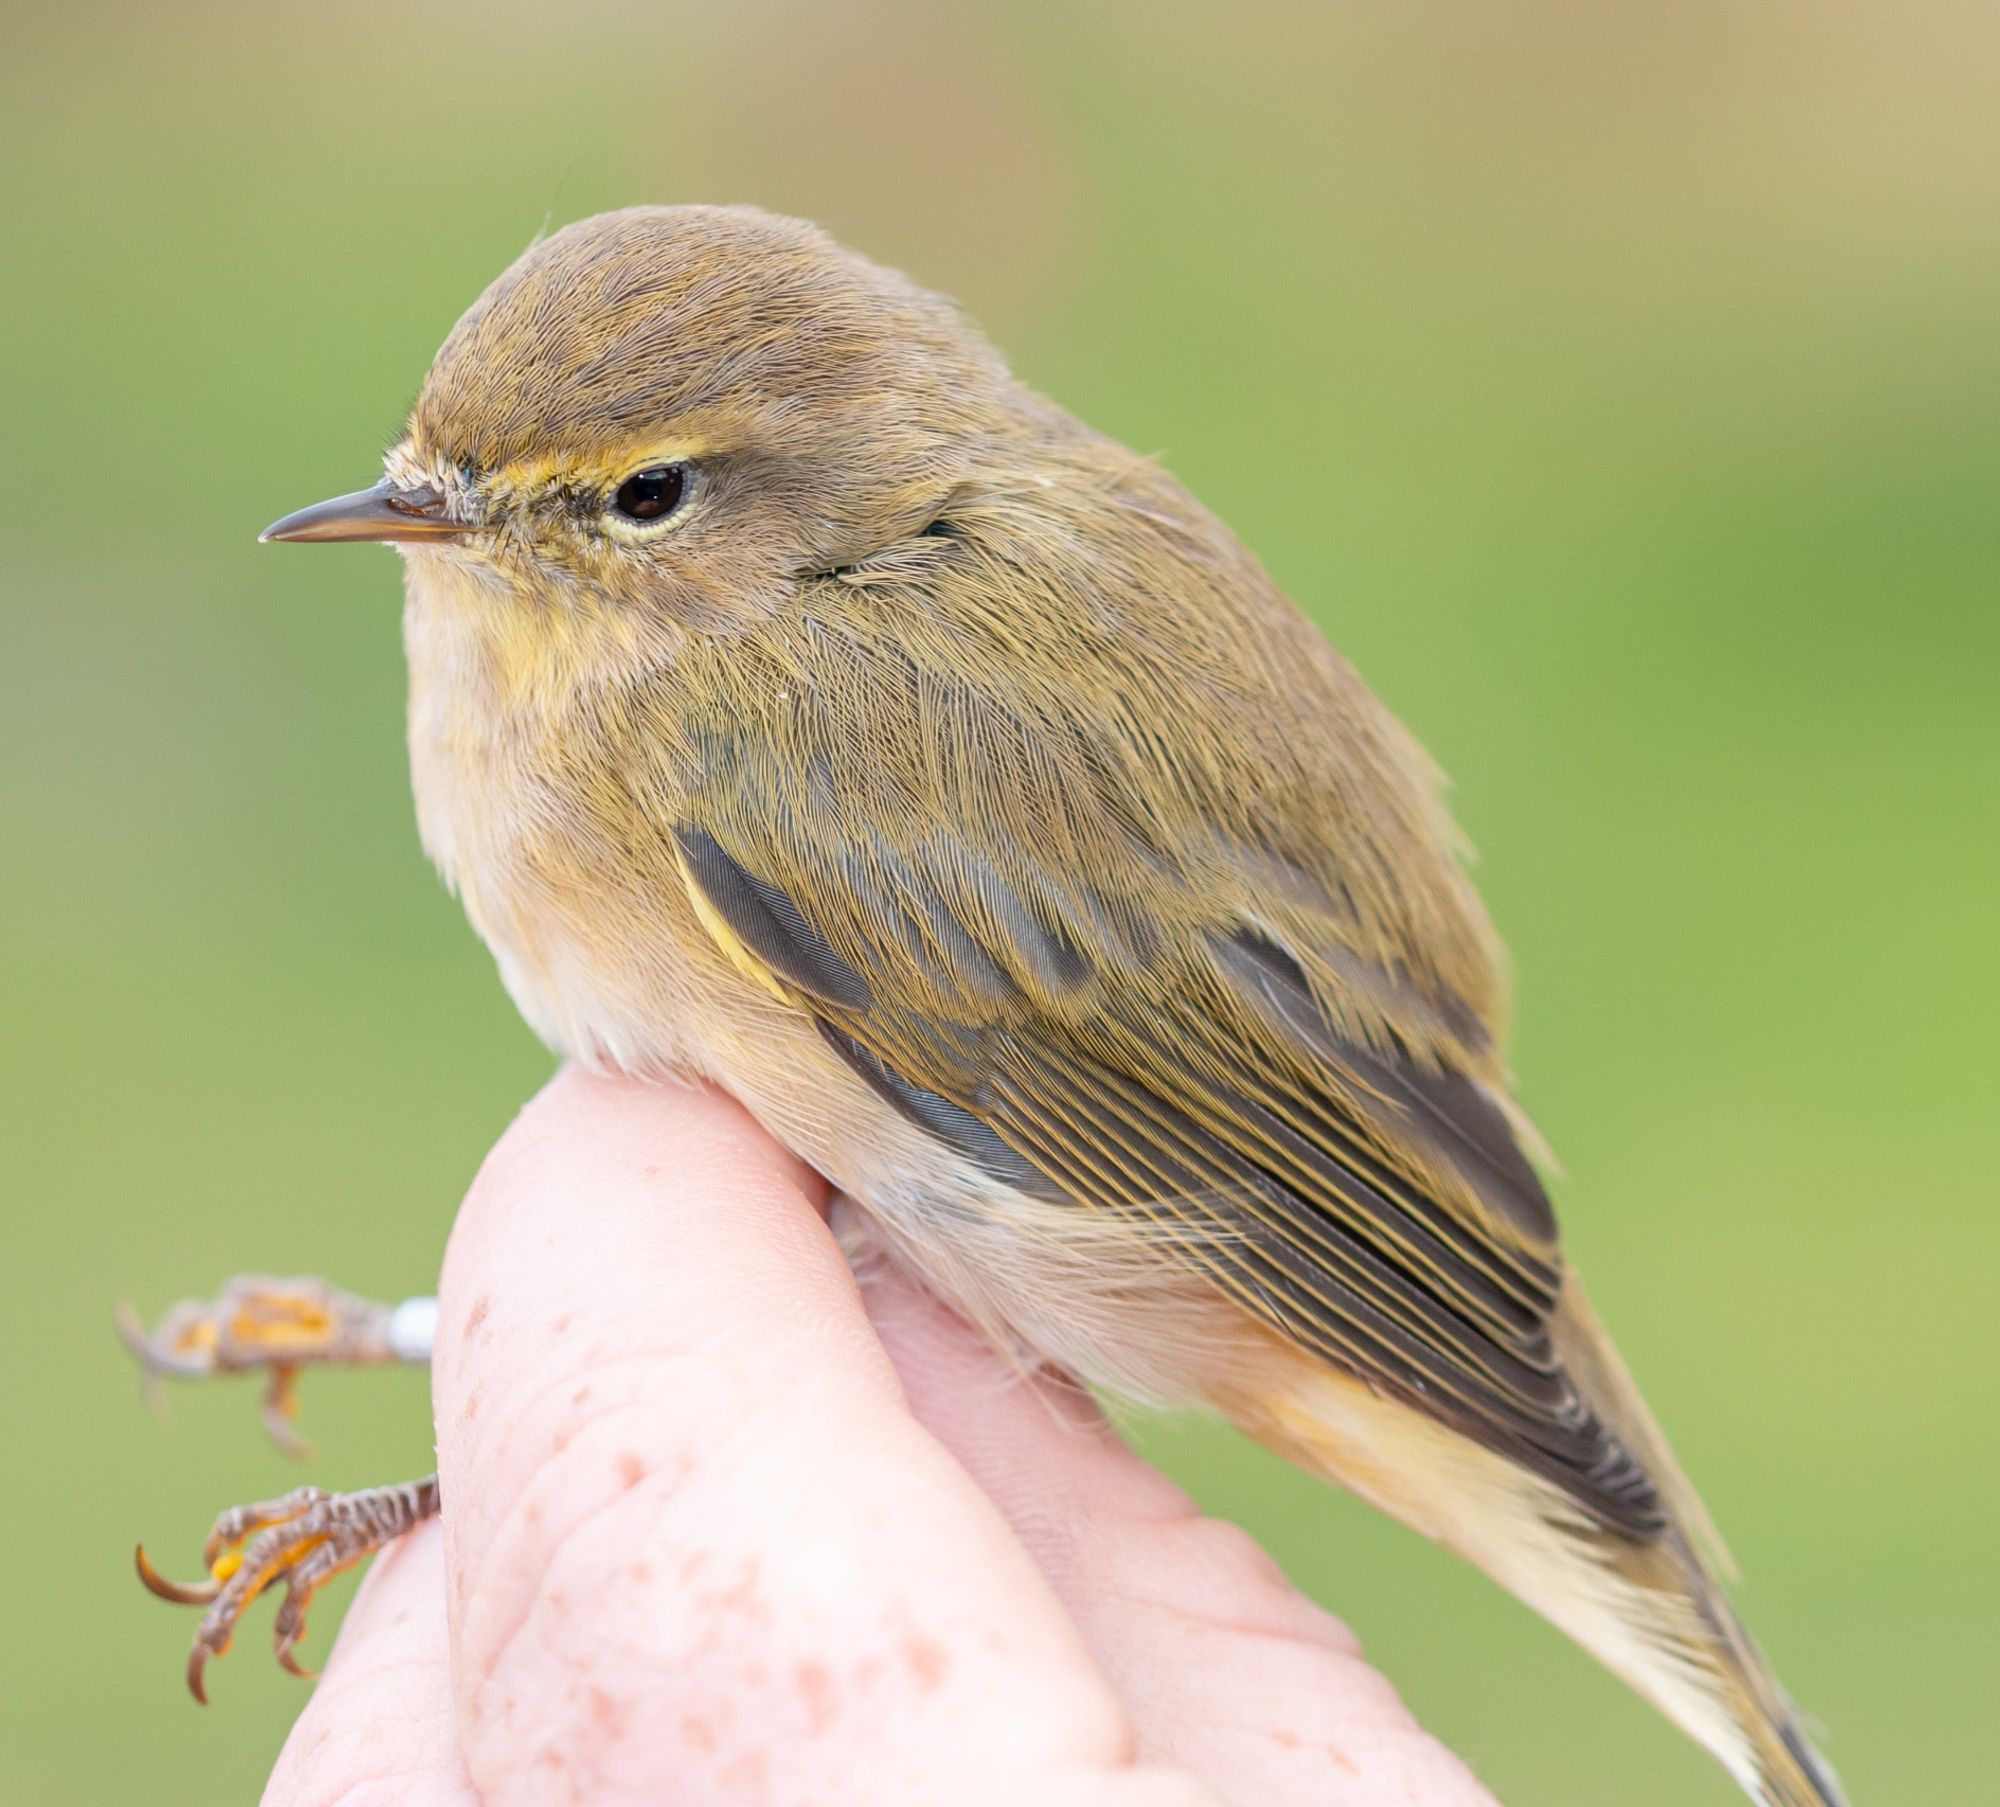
668;786;1664;1537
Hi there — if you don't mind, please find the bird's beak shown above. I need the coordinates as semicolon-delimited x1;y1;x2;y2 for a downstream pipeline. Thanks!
260;480;476;544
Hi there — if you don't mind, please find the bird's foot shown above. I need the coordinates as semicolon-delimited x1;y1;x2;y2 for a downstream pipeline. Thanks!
136;1474;441;1701
118;1276;435;1457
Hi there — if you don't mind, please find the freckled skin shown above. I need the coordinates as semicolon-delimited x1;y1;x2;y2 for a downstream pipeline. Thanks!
312;205;1836;1806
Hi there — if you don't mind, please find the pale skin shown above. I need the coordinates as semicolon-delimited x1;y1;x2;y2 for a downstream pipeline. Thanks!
258;1067;1494;1806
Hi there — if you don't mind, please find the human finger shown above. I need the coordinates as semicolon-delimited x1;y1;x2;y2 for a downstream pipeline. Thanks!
433;1066;1211;1807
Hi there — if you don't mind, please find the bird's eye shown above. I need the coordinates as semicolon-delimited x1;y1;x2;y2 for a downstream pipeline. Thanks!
610;463;689;524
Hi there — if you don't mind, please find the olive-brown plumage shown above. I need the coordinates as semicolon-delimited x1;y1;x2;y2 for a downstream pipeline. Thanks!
275;205;1841;1806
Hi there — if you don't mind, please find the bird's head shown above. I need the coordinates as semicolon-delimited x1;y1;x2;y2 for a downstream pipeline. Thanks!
264;206;1015;630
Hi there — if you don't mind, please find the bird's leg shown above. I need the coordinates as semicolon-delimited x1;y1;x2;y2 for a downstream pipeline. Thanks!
118;1275;437;1456
123;1277;443;1693
136;1475;441;1701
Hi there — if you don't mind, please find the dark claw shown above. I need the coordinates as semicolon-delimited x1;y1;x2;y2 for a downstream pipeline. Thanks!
116;1302;215;1379
134;1543;220;1607
273;1566;316;1676
259;1366;311;1461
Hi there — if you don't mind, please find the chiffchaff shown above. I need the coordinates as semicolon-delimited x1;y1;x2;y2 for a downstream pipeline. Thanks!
229;206;1839;1805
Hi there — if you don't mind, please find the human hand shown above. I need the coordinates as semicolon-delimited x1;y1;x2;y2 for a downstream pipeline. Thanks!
263;1067;1495;1806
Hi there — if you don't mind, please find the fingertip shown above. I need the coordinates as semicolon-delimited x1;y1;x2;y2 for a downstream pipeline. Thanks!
449;1066;824;1266
428;1075;1167;1804
434;1065;847;1467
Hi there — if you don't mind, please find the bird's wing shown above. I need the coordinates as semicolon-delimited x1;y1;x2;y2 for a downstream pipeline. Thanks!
629;532;1661;1536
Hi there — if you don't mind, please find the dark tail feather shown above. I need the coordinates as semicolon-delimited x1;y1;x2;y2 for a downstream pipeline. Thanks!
1769;1716;1847;1807
1553;1283;1846;1807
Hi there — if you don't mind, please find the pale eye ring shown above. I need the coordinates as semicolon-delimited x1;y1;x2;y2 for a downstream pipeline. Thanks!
610;463;689;524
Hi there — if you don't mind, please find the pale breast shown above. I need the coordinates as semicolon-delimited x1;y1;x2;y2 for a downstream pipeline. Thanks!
401;554;719;1073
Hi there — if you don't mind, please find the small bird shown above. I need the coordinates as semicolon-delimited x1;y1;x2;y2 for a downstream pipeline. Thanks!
142;206;1841;1804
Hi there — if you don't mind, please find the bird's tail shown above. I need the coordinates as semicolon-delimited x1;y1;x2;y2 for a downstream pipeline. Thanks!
1227;1279;1846;1807
1589;1525;1845;1807
1743;1701;1848;1807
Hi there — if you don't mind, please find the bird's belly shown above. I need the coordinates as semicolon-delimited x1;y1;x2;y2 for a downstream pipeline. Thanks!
428;802;723;1078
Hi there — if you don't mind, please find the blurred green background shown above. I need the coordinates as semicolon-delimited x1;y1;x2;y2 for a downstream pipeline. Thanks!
3;2;1994;1801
